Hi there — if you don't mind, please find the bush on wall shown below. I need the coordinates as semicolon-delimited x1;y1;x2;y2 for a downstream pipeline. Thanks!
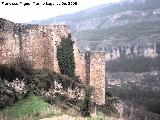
57;33;75;78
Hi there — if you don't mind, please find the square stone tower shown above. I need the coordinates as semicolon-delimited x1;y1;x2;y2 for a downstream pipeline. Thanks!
84;51;106;105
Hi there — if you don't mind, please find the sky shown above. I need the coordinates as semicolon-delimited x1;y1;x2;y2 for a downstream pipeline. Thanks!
0;0;121;23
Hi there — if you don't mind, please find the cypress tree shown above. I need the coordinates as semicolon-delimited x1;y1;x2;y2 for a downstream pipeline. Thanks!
81;86;92;117
57;33;75;78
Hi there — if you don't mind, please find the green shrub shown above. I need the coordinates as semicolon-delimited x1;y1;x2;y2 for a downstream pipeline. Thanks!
0;58;34;109
96;90;119;117
54;92;68;101
0;95;50;119
35;75;47;88
0;64;26;81
81;86;92;117
106;91;113;97
13;56;34;76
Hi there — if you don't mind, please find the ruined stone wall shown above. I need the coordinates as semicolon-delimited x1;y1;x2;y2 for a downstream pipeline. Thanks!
0;18;20;64
0;18;70;72
74;45;106;105
89;52;106;105
0;17;88;82
0;18;106;105
0;18;87;81
74;50;106;105
73;37;86;82
20;25;70;71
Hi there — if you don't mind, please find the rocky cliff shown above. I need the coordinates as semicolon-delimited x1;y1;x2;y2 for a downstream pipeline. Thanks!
89;42;158;60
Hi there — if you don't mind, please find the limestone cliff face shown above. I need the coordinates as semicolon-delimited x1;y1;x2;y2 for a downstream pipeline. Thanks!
89;43;158;61
104;44;158;61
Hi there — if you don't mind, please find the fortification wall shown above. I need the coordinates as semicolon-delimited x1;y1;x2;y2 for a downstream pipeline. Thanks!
0;18;70;72
0;18;20;64
90;52;106;105
0;18;106;105
73;38;86;82
0;18;87;82
20;25;70;71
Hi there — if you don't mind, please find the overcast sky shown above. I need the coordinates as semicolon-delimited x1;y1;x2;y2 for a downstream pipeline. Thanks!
0;0;121;23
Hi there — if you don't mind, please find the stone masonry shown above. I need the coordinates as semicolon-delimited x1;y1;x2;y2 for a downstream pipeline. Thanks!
0;18;105;105
89;52;106;105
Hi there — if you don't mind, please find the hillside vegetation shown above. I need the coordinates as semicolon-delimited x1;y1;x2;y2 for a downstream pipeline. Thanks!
31;0;160;24
106;56;160;73
0;95;50;119
30;0;160;50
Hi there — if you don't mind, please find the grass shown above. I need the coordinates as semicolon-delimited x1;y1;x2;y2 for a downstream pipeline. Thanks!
0;95;51;119
86;112;105;120
0;95;119;120
0;95;83;120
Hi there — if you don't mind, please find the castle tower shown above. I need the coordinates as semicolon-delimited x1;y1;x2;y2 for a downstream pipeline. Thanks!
85;51;106;105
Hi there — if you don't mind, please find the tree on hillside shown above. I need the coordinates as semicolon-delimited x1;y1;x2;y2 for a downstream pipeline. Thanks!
81;86;92;117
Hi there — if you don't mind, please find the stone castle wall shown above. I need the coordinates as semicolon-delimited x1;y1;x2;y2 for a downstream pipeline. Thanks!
0;18;106;105
73;41;106;105
73;38;86;82
0;19;20;64
90;52;106;105
0;18;69;72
